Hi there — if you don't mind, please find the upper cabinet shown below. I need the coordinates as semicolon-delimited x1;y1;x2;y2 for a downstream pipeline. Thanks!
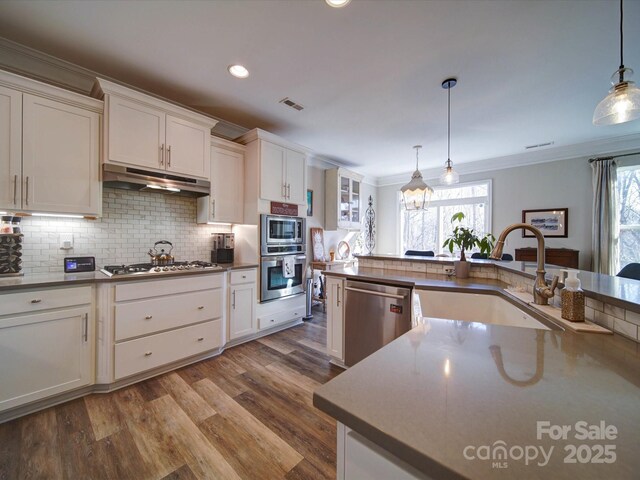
237;128;308;224
93;78;217;180
325;167;363;230
0;70;102;217
197;137;245;224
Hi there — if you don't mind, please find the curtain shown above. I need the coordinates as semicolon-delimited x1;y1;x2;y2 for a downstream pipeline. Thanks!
591;160;618;275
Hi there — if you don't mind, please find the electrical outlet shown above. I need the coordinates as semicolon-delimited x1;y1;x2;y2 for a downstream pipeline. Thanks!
59;233;74;250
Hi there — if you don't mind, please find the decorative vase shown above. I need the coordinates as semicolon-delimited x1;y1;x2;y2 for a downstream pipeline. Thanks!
454;260;470;279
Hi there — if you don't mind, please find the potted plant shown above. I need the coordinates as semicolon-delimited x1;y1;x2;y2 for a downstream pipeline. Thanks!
442;212;495;278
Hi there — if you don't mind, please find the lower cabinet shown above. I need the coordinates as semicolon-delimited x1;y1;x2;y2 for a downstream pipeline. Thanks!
326;276;345;362
100;274;225;382
115;319;221;379
338;423;429;480
228;269;257;341
0;287;94;413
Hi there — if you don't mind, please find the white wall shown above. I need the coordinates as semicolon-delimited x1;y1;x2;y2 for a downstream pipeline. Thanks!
377;156;594;270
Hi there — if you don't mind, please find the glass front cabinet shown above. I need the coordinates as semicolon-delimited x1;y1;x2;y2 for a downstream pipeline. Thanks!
325;167;364;230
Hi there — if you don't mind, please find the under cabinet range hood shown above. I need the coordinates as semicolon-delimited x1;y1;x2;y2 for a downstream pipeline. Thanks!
102;164;210;197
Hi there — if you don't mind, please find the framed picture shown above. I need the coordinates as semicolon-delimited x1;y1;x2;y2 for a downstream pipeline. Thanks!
522;208;568;238
307;189;313;217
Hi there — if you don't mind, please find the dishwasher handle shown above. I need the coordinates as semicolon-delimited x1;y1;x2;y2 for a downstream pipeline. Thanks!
344;286;407;300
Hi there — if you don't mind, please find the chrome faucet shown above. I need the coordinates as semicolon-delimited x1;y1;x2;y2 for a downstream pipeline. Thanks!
490;223;559;305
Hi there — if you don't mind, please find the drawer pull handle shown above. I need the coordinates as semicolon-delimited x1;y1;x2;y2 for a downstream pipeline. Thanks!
270;319;275;323
197;337;204;341
144;351;153;356
30;299;42;304
145;315;153;320
242;275;246;279
197;306;204;310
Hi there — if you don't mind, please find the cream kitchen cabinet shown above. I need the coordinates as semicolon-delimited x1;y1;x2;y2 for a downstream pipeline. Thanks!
237;128;308;224
197;137;245;224
228;268;257;341
258;140;306;204
97;274;224;383
0;71;102;216
326;276;345;362
93;78;217;180
0;285;94;414
325;167;363;231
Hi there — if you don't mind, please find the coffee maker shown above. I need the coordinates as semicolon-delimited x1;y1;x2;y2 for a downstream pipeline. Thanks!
211;233;234;264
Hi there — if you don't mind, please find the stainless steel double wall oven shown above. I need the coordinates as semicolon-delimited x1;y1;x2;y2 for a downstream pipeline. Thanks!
260;214;306;302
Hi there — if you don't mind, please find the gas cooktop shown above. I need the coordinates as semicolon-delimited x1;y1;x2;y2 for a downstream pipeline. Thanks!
100;261;217;277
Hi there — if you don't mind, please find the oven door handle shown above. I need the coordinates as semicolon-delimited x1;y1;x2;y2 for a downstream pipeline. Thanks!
344;286;407;300
263;255;306;263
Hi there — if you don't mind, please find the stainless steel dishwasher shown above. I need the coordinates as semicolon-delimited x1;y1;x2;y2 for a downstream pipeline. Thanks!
343;280;412;366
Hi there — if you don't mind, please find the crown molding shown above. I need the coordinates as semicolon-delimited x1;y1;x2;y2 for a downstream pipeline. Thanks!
0;36;247;137
376;132;640;187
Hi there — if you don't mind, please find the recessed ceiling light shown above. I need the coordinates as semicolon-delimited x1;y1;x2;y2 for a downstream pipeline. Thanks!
326;0;351;8
228;65;249;79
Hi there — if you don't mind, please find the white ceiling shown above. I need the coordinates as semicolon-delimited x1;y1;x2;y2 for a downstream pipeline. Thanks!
0;0;639;179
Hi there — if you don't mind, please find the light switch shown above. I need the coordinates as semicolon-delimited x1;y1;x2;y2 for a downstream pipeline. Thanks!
60;233;73;250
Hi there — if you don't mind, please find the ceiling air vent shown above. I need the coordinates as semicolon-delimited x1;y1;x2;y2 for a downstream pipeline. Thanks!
279;97;304;111
525;141;554;150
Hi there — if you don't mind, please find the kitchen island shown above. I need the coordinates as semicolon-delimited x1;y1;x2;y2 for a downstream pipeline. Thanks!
314;262;640;479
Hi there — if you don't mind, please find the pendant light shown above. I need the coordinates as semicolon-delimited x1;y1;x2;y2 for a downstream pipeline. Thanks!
440;78;460;185
593;0;640;125
401;145;433;211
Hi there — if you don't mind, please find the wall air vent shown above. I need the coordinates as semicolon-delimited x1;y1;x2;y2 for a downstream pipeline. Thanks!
525;141;555;150
279;97;304;111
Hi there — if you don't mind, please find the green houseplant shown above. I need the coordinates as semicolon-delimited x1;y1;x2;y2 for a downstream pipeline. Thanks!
442;212;495;278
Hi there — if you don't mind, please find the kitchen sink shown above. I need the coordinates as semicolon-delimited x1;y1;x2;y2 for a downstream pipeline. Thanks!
416;290;552;330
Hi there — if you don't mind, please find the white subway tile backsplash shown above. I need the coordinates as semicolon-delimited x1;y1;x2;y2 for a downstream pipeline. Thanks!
626;310;640;327
613;319;638;341
18;188;227;274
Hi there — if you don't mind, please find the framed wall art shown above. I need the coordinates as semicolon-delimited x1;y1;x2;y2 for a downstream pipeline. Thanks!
522;208;568;238
307;189;313;217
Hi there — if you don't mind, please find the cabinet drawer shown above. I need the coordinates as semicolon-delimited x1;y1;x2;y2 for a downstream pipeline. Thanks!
115;273;223;301
229;269;256;285
115;289;222;341
0;286;92;317
114;319;222;380
258;306;304;330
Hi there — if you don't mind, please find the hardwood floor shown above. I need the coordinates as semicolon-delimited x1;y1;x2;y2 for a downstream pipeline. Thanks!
0;309;344;480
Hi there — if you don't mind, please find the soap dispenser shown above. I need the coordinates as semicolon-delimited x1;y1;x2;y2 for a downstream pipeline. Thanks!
561;270;585;322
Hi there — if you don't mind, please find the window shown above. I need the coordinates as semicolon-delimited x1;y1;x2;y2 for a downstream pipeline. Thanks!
617;166;640;270
399;180;492;255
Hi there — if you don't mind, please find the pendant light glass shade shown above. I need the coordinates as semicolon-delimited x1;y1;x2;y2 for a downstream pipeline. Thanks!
439;160;460;185
440;78;459;185
401;146;433;211
593;0;640;126
593;68;640;125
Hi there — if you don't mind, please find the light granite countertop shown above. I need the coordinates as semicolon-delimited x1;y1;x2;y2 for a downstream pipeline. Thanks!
0;262;259;292
314;316;640;479
355;254;640;313
315;264;640;479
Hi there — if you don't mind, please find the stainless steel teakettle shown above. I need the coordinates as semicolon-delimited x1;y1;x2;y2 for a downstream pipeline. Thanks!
147;240;174;266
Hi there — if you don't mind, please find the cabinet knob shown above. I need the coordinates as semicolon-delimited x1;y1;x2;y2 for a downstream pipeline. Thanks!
30;299;42;304
144;351;153;356
145;315;153;320
242;275;246;279
197;306;204;310
197;337;204;341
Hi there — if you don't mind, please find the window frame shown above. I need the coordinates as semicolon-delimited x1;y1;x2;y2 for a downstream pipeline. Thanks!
397;179;493;255
617;164;640;271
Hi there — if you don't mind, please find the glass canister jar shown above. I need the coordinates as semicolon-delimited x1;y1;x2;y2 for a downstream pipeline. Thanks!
0;216;13;234
10;216;21;234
